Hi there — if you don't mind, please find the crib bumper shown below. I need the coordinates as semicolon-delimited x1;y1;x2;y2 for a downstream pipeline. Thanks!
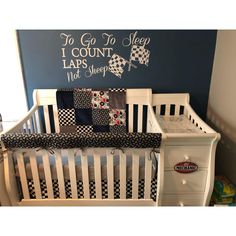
1;132;162;149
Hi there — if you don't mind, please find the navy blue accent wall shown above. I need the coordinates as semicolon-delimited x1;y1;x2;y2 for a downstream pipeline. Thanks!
17;30;217;119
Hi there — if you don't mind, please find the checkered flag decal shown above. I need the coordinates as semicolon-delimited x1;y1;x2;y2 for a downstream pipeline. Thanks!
129;45;150;68
108;54;127;78
139;48;150;66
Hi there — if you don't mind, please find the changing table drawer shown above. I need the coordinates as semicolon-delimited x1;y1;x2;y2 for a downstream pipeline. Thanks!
163;170;207;194
161;194;204;206
164;145;210;168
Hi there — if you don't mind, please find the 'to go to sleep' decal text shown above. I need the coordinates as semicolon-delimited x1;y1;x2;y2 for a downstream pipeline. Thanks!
60;31;151;82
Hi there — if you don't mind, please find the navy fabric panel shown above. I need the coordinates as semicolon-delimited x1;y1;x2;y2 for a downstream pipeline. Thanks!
56;90;74;109
92;125;110;133
75;108;93;125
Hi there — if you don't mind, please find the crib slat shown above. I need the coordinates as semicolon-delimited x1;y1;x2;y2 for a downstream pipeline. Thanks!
165;104;170;116
144;152;152;199
155;105;160;115
20;126;24;133
128;104;134;133
53;104;60;133
67;150;78;199
16;152;30;199
138;105;143;132
27;121;31;133
35;110;42;133
93;151;102;199
119;150;126;199
42;151;54;199
55;150;66;198
184;105;188;117
32;113;38;133
81;150;90;199
175;105;180;116
106;150;114;199
132;152;139;199
29;118;34;133
29;151;42;199
24;122;30;134
43;105;51;133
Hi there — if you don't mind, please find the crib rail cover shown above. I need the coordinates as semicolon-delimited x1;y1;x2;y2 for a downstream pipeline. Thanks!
1;133;162;149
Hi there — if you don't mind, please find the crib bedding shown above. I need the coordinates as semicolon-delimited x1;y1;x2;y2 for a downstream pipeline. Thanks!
15;159;158;201
15;162;156;180
1;132;162;149
157;115;205;133
23;178;158;200
56;88;127;134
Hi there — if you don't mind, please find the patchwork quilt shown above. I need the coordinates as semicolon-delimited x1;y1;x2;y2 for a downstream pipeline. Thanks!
56;88;126;133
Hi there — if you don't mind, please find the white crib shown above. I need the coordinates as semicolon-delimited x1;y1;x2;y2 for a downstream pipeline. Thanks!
0;89;220;206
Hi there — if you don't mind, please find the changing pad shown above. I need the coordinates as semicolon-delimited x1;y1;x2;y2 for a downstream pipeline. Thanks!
157;115;204;133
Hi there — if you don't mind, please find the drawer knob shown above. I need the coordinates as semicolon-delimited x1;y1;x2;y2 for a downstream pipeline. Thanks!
182;179;187;185
184;155;190;161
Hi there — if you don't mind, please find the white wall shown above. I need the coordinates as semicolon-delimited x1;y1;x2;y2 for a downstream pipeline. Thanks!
0;29;28;122
207;30;236;184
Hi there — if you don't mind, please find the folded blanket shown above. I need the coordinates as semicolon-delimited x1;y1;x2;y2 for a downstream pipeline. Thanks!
1;133;162;149
56;88;126;134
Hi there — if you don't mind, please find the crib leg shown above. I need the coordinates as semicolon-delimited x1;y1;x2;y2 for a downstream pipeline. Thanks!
0;158;11;205
4;151;20;206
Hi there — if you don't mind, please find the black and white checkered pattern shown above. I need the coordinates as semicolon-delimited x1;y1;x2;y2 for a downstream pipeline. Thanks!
76;125;93;134
130;45;150;66
27;179;36;199
126;179;132;199
40;180;48;199
138;179;145;199
151;178;157;201
77;180;84;198
114;180;120;199
25;178;158;201
109;88;126;92
102;179;108;199
65;179;72;198
52;180;60;198
108;54;127;78
140;48;150;66
58;109;76;126
89;180;96;199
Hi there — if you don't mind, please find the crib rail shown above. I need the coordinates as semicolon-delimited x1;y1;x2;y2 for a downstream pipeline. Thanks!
0;89;158;135
152;93;216;134
31;89;156;134
5;147;159;206
1;105;41;135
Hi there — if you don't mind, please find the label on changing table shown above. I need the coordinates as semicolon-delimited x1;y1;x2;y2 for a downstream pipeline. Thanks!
174;161;198;174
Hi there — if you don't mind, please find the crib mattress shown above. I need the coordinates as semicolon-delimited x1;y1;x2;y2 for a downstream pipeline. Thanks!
157;115;204;133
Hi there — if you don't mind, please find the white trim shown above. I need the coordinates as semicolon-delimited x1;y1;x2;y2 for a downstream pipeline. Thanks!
19;199;155;206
